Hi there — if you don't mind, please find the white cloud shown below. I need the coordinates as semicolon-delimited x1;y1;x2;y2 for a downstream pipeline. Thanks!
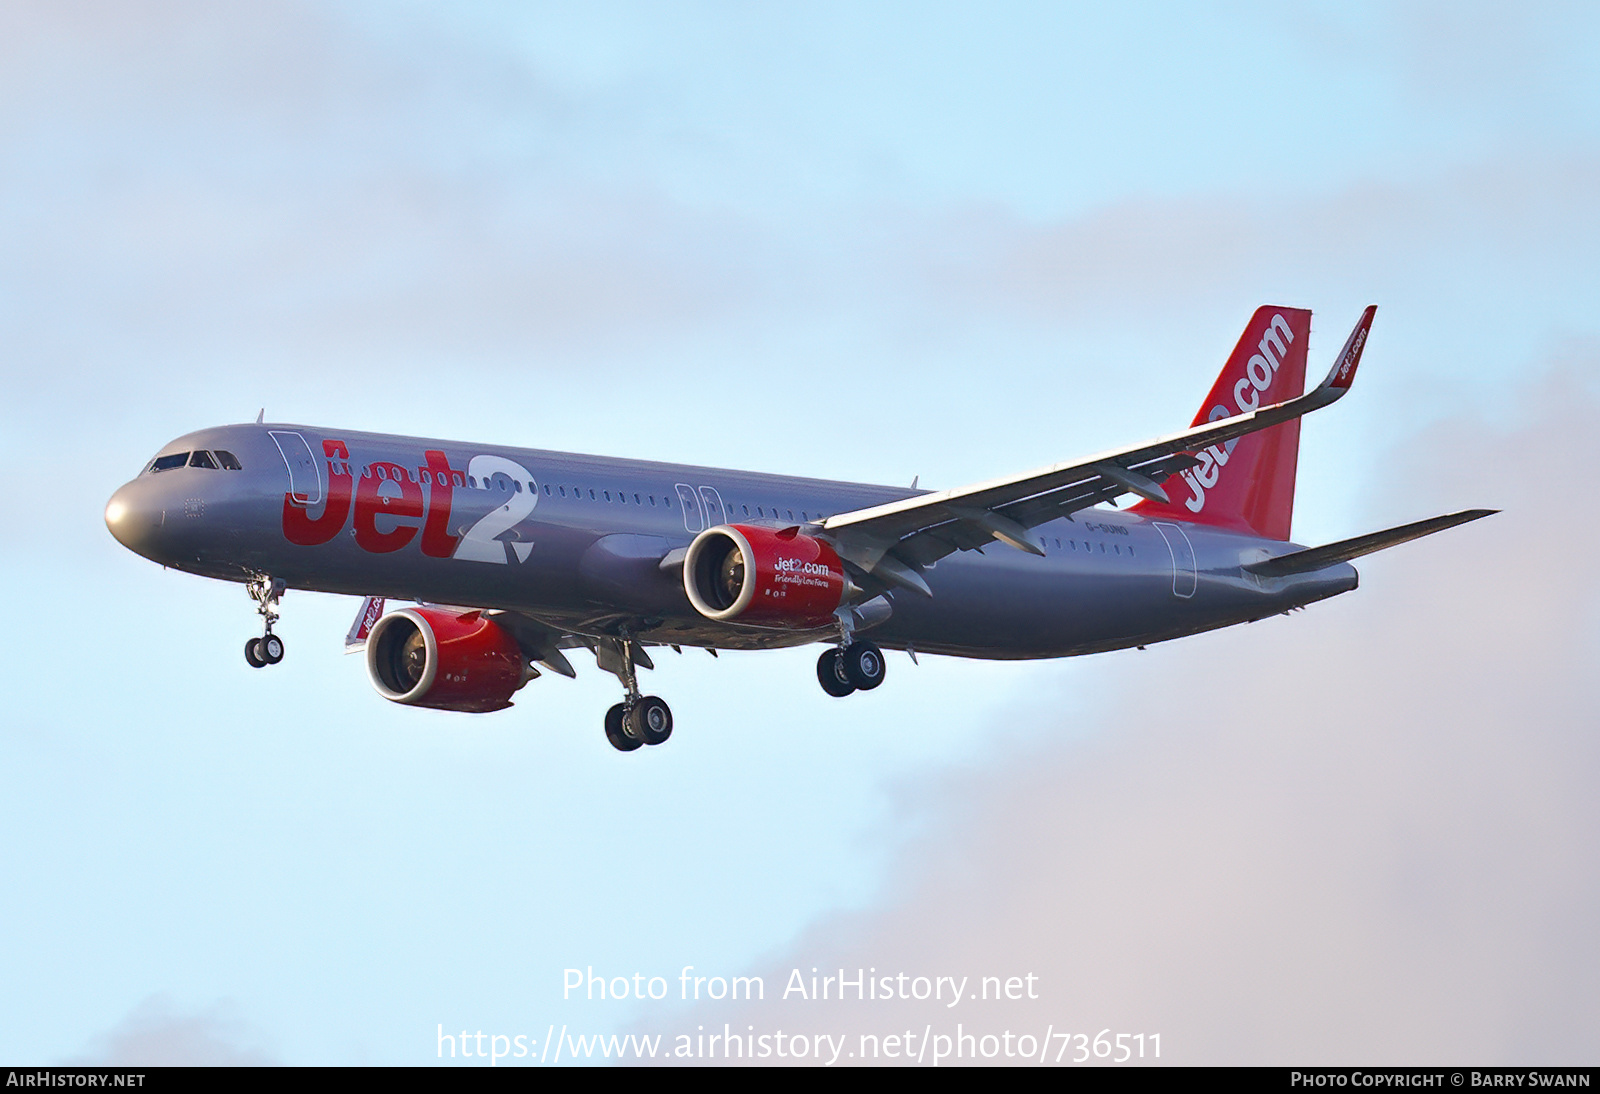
72;995;275;1066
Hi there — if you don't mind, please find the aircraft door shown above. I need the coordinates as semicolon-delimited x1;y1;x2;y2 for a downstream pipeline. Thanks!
676;483;704;533
270;431;323;507
1152;522;1198;599
698;486;727;527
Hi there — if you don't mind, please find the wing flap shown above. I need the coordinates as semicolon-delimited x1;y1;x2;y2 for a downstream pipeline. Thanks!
485;609;580;677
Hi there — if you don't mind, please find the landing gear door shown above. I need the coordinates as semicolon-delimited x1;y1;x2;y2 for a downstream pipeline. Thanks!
269;431;323;507
698;486;727;528
1152;522;1198;599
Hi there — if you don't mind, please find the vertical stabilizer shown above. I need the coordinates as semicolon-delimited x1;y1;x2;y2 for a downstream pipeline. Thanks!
1131;306;1311;540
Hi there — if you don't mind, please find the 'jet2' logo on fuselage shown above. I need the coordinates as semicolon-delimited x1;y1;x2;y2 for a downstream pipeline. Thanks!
1179;313;1295;514
281;440;536;564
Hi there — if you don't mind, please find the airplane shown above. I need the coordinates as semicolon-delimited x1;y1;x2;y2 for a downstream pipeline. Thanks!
105;305;1493;752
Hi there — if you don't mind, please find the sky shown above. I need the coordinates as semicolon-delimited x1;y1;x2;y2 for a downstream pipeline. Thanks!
1;0;1597;1067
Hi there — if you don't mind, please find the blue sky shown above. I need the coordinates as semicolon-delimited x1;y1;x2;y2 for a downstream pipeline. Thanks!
2;1;1597;1065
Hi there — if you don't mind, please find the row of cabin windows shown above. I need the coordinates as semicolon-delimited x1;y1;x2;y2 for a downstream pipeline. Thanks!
342;465;813;518
1049;536;1133;557
738;504;813;521
470;479;823;521
147;450;243;473
366;468;1133;548
547;484;663;506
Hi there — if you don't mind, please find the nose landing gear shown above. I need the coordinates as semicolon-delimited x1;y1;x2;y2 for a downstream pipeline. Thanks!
244;575;286;668
244;633;285;667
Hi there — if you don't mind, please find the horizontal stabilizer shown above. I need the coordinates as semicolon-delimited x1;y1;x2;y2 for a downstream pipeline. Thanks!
1244;509;1497;578
343;595;385;652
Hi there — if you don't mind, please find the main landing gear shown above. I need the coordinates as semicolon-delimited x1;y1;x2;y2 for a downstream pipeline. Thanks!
244;575;286;669
817;640;886;697
604;696;673;752
603;630;673;753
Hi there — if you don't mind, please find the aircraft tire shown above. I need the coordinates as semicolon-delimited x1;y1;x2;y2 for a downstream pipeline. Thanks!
244;638;266;668
630;696;673;746
842;641;886;691
260;634;285;664
817;649;856;697
605;703;642;752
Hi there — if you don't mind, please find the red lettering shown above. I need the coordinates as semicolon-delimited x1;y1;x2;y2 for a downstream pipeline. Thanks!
419;450;460;559
353;460;424;553
282;440;353;546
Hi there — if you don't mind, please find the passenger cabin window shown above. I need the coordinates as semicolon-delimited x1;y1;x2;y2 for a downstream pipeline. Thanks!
150;453;189;473
215;450;242;470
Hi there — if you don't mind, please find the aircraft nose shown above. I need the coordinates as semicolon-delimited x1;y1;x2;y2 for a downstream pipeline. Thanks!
105;479;169;559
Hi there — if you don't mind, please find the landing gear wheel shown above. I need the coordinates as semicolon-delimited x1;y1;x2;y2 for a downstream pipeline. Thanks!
817;648;856;697
605;703;642;752
628;696;673;746
841;641;886;691
259;633;285;665
244;638;266;668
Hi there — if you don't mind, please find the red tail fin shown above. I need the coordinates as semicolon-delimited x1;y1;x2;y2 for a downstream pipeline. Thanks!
1131;306;1311;540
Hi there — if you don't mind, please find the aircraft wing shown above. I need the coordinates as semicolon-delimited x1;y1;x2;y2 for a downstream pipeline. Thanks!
818;306;1376;592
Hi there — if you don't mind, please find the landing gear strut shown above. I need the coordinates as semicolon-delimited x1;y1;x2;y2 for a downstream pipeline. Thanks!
244;575;286;668
603;630;673;752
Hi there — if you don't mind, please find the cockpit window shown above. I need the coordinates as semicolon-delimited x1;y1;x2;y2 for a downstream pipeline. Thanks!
188;450;219;470
149;453;189;473
215;450;242;470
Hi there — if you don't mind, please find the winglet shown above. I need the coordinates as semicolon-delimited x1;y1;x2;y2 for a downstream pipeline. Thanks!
1322;305;1376;392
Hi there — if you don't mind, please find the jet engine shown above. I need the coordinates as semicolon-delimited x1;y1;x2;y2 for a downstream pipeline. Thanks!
683;524;848;628
366;607;530;712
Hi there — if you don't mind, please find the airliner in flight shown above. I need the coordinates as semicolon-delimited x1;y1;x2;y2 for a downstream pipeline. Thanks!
106;306;1491;752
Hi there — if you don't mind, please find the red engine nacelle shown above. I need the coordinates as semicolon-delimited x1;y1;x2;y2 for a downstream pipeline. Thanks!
683;524;848;628
366;607;529;713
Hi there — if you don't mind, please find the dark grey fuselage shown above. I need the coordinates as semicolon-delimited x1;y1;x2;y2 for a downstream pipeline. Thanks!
105;423;1358;658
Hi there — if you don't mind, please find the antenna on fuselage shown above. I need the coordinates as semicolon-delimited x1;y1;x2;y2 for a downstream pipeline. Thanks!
255;408;265;425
